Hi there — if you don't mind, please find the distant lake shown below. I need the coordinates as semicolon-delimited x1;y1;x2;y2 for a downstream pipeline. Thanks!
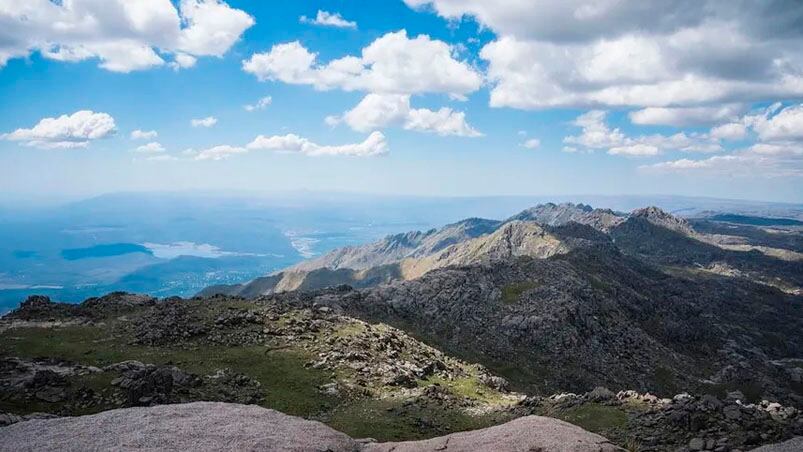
61;243;153;260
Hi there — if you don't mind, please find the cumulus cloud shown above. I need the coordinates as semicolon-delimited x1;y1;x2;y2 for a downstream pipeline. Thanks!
405;107;482;137
191;116;218;128
563;110;723;157
522;138;540;149
134;142;166;153
748;104;803;142
640;152;802;177
641;103;803;176
300;10;357;29
194;145;247;161
709;122;748;141
0;0;254;73
193;132;389;160
131;129;158;140
242;30;482;98
407;1;803;109
1;110;116;149
331;93;481;137
608;143;659;156
247;131;388;157
170;53;197;71
628;105;746;127
244;96;273;112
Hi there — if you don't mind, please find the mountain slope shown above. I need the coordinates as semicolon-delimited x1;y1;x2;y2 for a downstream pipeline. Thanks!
310;246;803;406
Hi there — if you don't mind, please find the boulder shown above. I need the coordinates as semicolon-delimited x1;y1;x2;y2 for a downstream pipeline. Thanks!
0;402;624;452
365;415;623;452
0;402;357;452
751;437;803;452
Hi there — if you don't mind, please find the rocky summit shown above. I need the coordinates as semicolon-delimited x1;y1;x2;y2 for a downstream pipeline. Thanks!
1;203;802;451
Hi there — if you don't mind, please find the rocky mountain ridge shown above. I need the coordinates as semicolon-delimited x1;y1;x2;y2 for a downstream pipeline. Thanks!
201;203;802;298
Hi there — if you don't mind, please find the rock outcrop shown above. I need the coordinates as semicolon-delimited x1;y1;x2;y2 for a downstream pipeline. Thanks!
365;414;622;451
0;401;622;452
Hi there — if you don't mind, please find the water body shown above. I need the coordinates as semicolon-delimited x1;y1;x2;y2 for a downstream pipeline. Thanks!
61;243;152;260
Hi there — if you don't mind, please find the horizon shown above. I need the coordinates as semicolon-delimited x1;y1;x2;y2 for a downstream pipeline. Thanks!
3;189;803;212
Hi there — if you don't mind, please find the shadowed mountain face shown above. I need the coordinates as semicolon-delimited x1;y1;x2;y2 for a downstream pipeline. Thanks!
308;246;802;405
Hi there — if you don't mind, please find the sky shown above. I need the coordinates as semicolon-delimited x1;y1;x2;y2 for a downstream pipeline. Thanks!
0;0;802;204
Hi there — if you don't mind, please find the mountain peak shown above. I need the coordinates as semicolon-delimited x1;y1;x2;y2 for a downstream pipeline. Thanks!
630;206;694;235
509;203;624;231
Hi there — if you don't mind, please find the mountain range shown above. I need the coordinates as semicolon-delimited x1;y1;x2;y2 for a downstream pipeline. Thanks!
2;202;802;450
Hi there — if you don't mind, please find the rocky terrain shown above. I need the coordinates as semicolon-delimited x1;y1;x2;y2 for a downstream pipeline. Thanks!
0;292;521;442
2;204;802;450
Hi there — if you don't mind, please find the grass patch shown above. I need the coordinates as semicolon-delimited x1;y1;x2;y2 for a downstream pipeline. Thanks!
419;376;509;406
0;325;128;366
1;325;339;417
327;398;508;442
500;281;538;304
554;404;627;433
332;321;366;338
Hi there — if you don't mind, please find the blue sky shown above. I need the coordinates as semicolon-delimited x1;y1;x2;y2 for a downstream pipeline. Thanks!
1;0;802;203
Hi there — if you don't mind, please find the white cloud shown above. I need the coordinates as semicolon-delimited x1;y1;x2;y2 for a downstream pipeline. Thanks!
1;110;116;149
563;110;723;157
131;129;158;140
247;131;388;157
406;107;482;137
195;145;246;160
522;138;540;149
134;142;166;153
629;104;746;127
300;10;357;29
0;0;254;73
333;93;481;137
640;103;803;177
608;143;659;156
170;53;197;70
563;111;625;149
244;96;273;112
176;0;255;57
191;116;218;128
641;152;802;177
709;122;747;141
407;1;803;109
242;30;482;97
748;104;803;142
338;94;409;131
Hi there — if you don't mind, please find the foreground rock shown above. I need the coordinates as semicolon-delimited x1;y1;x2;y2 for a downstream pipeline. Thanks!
751;437;803;452
0;401;621;452
364;415;622;452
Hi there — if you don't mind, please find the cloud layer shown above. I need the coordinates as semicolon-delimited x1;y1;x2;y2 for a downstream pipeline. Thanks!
0;0;254;72
193;132;389;160
408;0;803;110
242;30;481;98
